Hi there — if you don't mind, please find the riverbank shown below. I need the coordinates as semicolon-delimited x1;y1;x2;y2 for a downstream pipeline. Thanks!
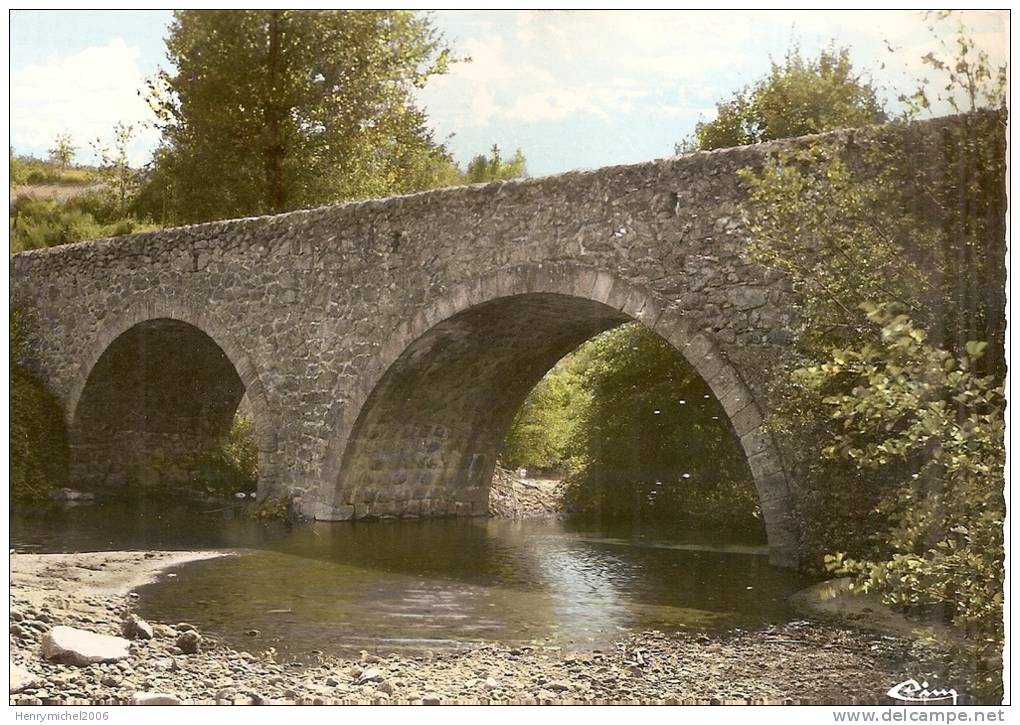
488;467;569;519
9;549;958;705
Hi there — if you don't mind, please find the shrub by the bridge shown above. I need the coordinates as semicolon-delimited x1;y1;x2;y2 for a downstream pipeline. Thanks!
185;414;258;496
740;111;1005;698
10;313;69;502
811;306;1004;701
175;415;258;497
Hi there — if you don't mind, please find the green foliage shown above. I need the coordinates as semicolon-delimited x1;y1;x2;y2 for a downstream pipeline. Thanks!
48;134;77;169
187;414;259;495
811;306;1004;699
90;122;140;216
739;148;935;347
10;131;158;253
142;10;455;224
566;325;757;527
681;45;885;152
897;12;1007;117
463;145;527;183
505;324;759;528
9;151;92;187
735;24;1006;694
10;312;69;502
10;191;155;253
247;496;292;521
502;354;586;472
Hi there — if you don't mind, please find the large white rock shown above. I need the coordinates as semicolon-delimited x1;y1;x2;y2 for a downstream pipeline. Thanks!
131;692;182;705
40;626;131;666
10;661;37;693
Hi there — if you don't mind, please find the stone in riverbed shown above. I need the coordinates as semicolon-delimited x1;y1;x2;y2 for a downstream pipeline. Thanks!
10;661;37;693
357;667;383;684
41;626;131;666
175;630;202;654
131;692;182;705
121;614;153;640
52;488;96;503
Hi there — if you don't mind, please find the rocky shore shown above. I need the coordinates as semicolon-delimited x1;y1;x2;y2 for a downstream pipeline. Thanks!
10;550;954;705
488;467;570;519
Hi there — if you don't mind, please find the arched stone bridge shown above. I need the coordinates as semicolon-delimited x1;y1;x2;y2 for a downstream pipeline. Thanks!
10;113;982;568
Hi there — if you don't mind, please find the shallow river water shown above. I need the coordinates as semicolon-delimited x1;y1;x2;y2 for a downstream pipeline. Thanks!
11;502;814;658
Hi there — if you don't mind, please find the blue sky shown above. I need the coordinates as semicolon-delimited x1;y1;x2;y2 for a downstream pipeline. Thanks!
9;9;1008;177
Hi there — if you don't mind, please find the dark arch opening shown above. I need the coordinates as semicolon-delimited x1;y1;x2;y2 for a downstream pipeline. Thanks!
70;318;254;497
337;294;628;518
333;292;772;554
500;321;762;538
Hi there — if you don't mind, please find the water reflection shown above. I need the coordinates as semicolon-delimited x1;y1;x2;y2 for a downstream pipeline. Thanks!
11;503;813;657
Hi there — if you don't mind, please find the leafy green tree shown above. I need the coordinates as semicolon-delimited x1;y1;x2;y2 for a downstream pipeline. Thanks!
812;306;1004;700
143;10;454;224
736;22;1005;697
463;145;527;183
564;324;757;527
91;122;139;216
679;45;885;152
897;11;1007;117
47;134;77;169
502;354;586;472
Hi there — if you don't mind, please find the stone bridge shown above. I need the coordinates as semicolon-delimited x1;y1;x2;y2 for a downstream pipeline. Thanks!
11;113;988;568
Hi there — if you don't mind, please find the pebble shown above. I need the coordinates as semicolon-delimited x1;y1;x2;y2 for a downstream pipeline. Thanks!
8;553;960;705
176;631;202;655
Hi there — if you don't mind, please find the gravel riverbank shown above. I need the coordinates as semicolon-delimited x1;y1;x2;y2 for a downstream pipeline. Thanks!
9;550;954;705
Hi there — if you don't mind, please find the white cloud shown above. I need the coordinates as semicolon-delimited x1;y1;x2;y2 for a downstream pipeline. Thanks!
416;9;1008;173
468;87;500;127
507;86;647;123
11;38;158;165
454;35;515;83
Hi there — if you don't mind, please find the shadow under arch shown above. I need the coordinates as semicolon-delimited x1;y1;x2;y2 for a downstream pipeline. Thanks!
317;264;798;567
68;295;279;497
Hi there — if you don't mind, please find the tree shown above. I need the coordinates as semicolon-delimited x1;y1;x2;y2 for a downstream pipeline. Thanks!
678;45;885;152
48;134;77;169
144;10;454;224
565;324;757;527
463;145;527;183
897;11;1007;117
91;122;139;216
736;24;1005;698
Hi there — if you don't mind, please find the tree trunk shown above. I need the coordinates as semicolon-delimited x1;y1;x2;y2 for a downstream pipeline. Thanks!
265;11;287;214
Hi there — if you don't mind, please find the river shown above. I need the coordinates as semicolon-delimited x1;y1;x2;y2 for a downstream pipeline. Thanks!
11;501;813;660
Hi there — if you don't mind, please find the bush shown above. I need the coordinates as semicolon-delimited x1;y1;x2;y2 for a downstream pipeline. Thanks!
806;305;1004;699
186;414;258;496
10;192;156;252
557;324;759;529
10;313;69;502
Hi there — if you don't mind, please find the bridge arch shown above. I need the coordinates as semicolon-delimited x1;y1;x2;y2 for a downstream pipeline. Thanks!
68;295;279;497
317;264;798;566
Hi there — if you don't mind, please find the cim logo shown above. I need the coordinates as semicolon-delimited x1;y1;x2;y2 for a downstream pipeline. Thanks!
887;678;959;705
